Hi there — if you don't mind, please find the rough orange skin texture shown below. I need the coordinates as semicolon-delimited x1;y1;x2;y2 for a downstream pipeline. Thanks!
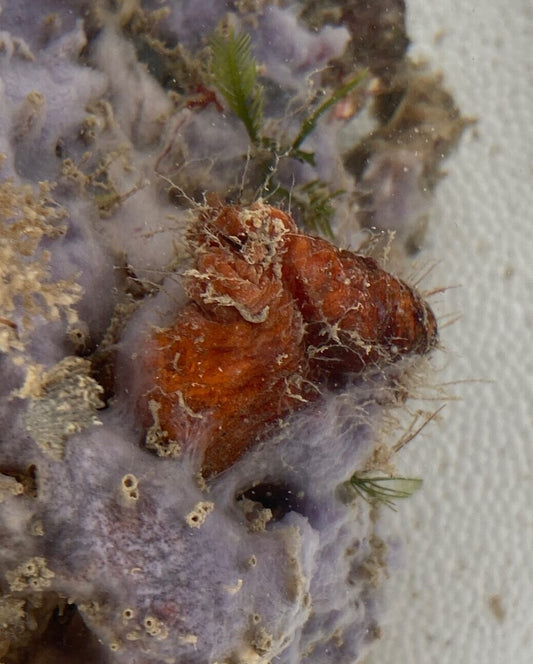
141;203;437;477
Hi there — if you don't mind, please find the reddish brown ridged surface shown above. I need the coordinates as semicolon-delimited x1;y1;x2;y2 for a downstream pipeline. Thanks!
140;203;437;477
283;234;437;375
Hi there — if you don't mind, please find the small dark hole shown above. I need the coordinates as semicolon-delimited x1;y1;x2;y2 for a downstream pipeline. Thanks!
236;482;305;521
55;139;65;158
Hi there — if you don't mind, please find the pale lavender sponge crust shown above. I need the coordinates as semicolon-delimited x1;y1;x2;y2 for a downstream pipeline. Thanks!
5;391;380;663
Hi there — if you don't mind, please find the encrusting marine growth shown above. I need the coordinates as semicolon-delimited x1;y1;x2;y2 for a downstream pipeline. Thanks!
0;0;467;659
140;202;437;477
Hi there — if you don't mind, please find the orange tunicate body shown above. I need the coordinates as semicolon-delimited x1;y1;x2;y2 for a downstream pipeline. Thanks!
141;202;437;477
283;235;437;376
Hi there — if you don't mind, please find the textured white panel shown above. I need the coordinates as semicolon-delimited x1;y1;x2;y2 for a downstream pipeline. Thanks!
366;1;533;663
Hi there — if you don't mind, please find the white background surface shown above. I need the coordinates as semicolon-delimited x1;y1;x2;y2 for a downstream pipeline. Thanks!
366;1;533;663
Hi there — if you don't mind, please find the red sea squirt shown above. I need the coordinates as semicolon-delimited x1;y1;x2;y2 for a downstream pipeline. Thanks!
140;202;437;477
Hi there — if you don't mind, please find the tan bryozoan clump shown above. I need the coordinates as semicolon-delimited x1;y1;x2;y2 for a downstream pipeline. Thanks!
5;557;55;592
21;357;105;459
0;173;82;353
